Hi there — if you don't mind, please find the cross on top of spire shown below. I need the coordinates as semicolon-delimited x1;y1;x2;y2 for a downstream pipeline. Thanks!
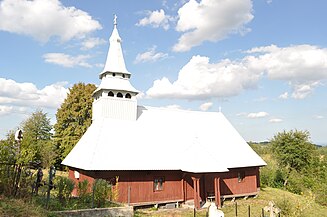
114;14;117;26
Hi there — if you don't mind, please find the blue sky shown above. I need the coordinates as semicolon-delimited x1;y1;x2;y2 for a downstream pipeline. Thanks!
0;0;326;144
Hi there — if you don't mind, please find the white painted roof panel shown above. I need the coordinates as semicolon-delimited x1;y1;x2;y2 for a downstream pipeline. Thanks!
62;106;266;173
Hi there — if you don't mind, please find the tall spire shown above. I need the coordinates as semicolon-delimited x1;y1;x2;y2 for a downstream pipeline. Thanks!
100;15;129;77
113;14;117;26
92;16;139;121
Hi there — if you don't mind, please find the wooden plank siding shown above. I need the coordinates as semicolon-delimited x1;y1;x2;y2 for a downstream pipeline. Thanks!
219;167;259;196
68;167;260;205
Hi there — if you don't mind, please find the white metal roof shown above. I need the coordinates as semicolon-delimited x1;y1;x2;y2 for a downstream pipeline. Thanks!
94;76;139;94
62;106;266;173
100;25;130;76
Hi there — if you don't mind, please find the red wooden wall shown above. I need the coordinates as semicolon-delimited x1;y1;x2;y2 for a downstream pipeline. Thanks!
68;167;261;204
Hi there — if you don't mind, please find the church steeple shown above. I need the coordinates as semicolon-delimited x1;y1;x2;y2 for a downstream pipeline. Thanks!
100;15;130;78
92;15;139;121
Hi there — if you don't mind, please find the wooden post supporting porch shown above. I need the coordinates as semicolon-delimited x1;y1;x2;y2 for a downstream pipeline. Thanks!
214;177;221;208
192;177;201;209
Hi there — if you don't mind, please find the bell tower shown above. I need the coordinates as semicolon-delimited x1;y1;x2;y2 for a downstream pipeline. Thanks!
92;15;139;121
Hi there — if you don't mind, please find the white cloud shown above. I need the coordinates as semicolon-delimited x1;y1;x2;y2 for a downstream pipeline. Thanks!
236;112;247;117
279;92;288;99
269;118;283;123
313;115;324;119
0;78;68;109
134;46;168;63
246;44;327;99
0;0;101;42
173;0;253;52
136;91;145;100
146;55;261;99
81;37;106;50
199;102;213;111
95;63;104;68
291;82;320;99
0;105;13;116
247;112;269;119
136;9;173;30
147;44;327;100
43;53;92;68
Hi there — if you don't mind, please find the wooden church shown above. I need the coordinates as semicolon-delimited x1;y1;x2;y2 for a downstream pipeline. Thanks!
62;17;266;209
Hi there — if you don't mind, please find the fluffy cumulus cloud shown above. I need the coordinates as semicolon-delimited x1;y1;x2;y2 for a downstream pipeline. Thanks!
146;55;261;99
246;44;327;99
81;37;106;50
0;0;101;42
136;9;173;30
173;0;253;52
43;53;92;68
0;78;68;109
199;102;213;111
279;92;288;99
134;46;168;63
247;112;269;119
0;105;13;116
147;44;327;100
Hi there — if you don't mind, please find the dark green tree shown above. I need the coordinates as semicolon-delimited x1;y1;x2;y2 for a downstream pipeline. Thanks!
54;83;96;167
19;110;53;167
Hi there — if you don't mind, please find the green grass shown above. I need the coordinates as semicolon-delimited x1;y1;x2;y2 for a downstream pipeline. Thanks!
0;196;52;217
135;187;327;217
1;187;326;217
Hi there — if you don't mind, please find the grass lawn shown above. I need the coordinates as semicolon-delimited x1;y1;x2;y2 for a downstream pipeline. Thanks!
1;187;326;216
135;187;327;217
0;195;51;217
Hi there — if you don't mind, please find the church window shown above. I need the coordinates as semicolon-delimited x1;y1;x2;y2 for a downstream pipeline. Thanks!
108;91;114;97
117;92;123;98
238;171;245;182
122;74;125;78
154;177;164;191
112;73;116;77
125;93;131;99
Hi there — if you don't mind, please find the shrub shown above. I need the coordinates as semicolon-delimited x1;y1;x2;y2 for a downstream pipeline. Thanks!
285;170;304;195
276;197;293;216
55;176;75;204
77;179;89;198
93;179;112;208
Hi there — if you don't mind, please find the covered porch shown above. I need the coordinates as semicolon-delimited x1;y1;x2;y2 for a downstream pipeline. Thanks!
183;167;260;209
183;173;222;209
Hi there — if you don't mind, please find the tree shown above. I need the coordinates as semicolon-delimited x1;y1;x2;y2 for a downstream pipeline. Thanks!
54;83;96;166
0;111;52;196
271;130;317;173
19;110;53;167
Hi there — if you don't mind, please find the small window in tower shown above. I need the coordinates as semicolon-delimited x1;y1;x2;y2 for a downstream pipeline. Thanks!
112;73;116;77
125;93;131;99
108;91;114;97
117;92;123;98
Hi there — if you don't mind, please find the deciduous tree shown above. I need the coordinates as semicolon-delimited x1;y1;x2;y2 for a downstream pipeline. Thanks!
19;110;53;167
54;83;96;166
271;130;317;173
